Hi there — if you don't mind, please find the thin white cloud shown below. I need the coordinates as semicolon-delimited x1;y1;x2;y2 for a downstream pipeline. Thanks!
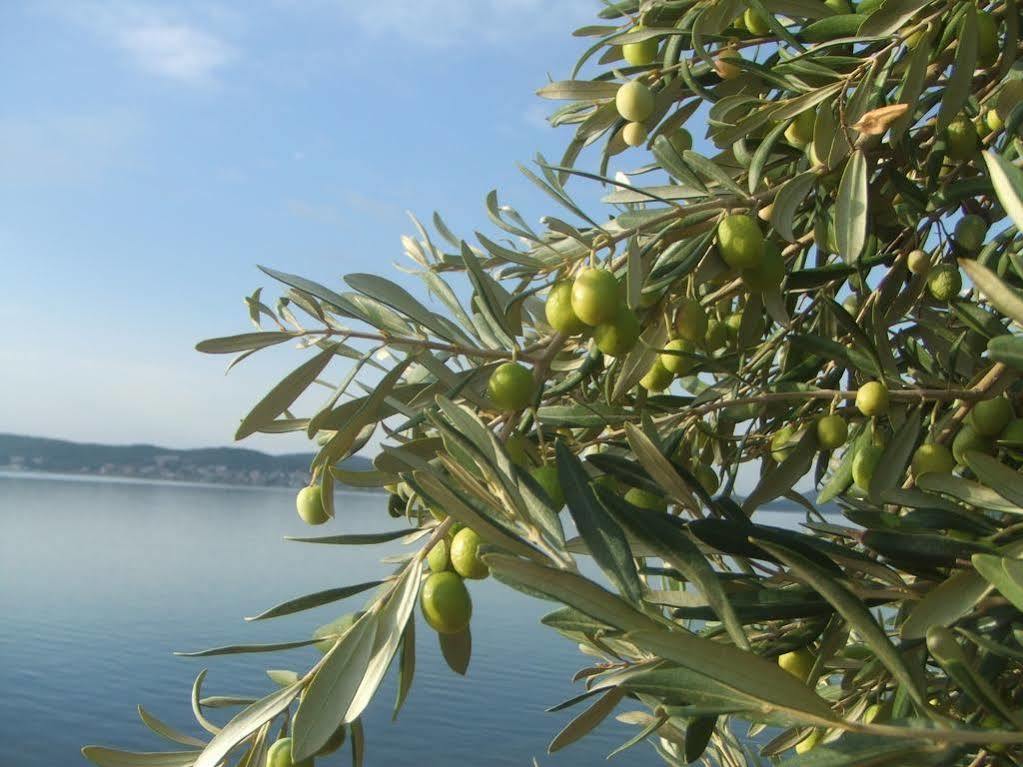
115;18;234;82
53;2;236;84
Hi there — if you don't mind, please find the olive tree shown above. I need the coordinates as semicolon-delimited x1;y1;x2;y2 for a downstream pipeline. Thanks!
84;0;1023;764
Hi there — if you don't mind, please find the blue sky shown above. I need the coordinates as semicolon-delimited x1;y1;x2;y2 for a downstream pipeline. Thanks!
1;0;610;453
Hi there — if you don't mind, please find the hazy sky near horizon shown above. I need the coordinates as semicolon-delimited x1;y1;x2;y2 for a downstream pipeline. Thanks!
0;0;619;454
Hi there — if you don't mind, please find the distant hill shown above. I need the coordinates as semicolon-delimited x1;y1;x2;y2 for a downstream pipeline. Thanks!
0;433;374;488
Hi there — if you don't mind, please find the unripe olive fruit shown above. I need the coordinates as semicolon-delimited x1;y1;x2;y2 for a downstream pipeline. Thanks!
717;213;765;269
945;117;979;161
795;730;821;754
714;46;742;79
816;414;848;450
312;612;362;654
823;0;852;11
675;297;708;343
310;613;364;654
505;433;534;468
906;249;930;275
450;527;489;580
911;443;955;476
970;396;1015;436
905;23;929;49
926;265;962;302
660;338;695;376
622;30;659;66
545;281;586;335
976;11;999;67
427;537;450;573
841;294;859;316
571;268;620;326
624;486;668;512
784;110;815;148
778;648;815;680
743;7;771;34
952;424;992;465
852;443;884;490
615;79;654;122
487;362;535;412
741;241;785;291
694;465;719;495
530;464;565;509
420;571;472;634
953;214;987;252
704;319;728;351
267;736;313;767
622;121;648;147
862;701;892;724
594;308;641;357
985;109;1004;133
857;0;882;13
770;425;801;463
855;381;889;417
296;485;329;526
669;128;693;153
640;359;675;392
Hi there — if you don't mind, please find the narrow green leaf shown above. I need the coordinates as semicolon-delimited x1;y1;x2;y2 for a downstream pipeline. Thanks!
918;471;1023;513
834;150;868;263
350;718;365;767
556;440;643;603
245;580;385;622
901;568;991;640
285;531;413;545
987;335;1023;371
438;626;472;676
236;345;337;440
771;172;817;242
682;150;749;198
340;566;421;728
973;554;1023;614
623;422;699;509
190;670;220;735
868;408;920;503
196;332;298;355
393;619;416;720
625;629;837;722
964;451;1023;506
597;488;749;650
175;638;323;657
858;0;929;35
536;80;621;100
937;4;977;130
984;151;1023;233
775;733;940;766
743;429;817;512
756;539;929;711
292;614;377;760
137;707;207;748
193;680;304;767
548;688;625;754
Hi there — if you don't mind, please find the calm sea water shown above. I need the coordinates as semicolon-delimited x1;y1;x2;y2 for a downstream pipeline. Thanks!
0;472;807;767
0;472;654;766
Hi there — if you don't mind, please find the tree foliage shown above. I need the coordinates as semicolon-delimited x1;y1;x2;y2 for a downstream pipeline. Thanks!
85;0;1023;764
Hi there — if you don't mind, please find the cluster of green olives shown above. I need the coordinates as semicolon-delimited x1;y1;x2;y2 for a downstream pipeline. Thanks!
421;525;488;635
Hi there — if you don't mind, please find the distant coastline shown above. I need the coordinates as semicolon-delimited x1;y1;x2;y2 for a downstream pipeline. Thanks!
0;433;374;489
